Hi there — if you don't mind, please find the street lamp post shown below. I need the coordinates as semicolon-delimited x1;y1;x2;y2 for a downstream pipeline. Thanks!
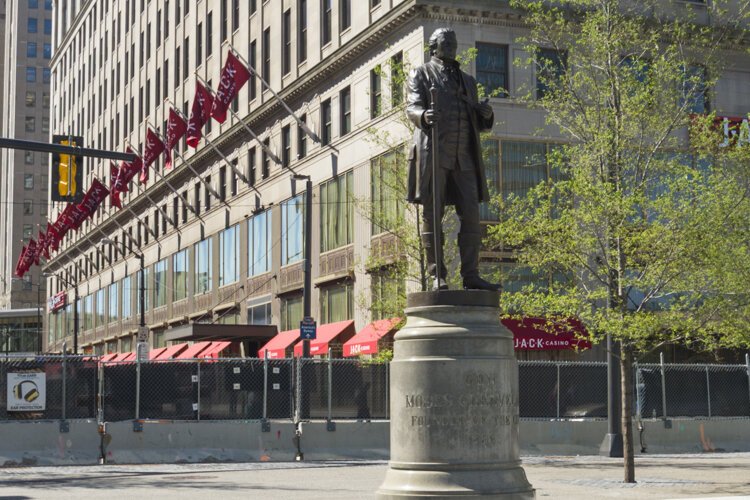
43;272;79;354
102;238;147;360
292;174;313;359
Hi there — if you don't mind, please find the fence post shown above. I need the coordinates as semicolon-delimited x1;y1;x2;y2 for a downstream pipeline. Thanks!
196;361;201;421
633;361;640;419
556;363;561;419
705;365;711;418
327;348;334;431
61;341;67;422
746;353;750;417
263;351;268;421
135;354;142;421
660;352;670;420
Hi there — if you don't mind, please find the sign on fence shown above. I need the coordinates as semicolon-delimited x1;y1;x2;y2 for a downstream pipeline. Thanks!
6;372;46;411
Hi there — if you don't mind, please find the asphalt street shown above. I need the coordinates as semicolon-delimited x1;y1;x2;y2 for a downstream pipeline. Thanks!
0;453;749;499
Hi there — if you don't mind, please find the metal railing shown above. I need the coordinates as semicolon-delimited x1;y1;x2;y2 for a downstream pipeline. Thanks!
1;355;748;422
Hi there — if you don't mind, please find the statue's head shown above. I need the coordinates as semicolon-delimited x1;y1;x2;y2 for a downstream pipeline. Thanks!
429;28;458;61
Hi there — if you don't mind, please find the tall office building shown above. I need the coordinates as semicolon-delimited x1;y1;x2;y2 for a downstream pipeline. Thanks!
0;0;52;351
44;1;750;358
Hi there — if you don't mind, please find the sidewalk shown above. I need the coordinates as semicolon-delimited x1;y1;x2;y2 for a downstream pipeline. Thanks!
0;453;749;499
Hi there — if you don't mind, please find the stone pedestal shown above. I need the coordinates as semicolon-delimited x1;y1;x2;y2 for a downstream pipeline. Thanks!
377;291;534;499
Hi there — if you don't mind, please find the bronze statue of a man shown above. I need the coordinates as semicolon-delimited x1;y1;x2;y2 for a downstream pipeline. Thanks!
406;28;501;291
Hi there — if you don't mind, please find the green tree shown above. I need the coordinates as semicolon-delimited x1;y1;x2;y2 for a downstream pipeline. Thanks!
490;0;750;482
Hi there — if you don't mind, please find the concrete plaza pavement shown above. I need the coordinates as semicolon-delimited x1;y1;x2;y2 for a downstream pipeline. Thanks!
0;453;749;499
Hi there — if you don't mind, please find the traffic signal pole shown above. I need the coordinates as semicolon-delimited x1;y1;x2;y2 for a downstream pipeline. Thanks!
0;137;137;162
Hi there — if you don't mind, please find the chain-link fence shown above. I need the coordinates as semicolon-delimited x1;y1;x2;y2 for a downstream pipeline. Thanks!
0;354;98;420
2;356;749;422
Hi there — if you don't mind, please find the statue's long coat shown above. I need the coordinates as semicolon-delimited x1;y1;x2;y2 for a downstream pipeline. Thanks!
405;58;494;205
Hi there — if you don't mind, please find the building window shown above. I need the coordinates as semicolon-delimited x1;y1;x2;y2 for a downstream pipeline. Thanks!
371;66;382;118
220;0;228;42
219;225;239;286
322;0;332;45
262;27;271;84
23;224;34;240
42;117;49;133
96;289;105;327
154;259;167;308
536;48;567;99
320;170;353;252
371;267;405;321
476;43;509;98
196;23;203;66
44;19;51;35
340;0;351;31
195;238;213;294
371;0;381;6
248;302;271;325
28;18;38;33
249;39;257;100
27;42;37;58
24;174;34;190
248;210;272;276
122;276;132;319
26;67;36;82
23;200;33;215
283;9;292;75
682;64;709;114
371;150;403;234
340;86;351;136
173;249;188;301
480;139;500;221
390;52;404;106
248;147;257;186
498;140;555;202
321;98;332;145
205;175;212;210
29;0;38;8
24;151;34;165
108;283;119;323
206;11;213;58
25;116;35;133
319;281;353;324
43;43;51;59
297;114;307;160
219;166;227;201
282;125;291;167
84;294;93;331
298;0;307;63
280;293;303;331
232;0;240;32
281;194;305;265
25;91;36;107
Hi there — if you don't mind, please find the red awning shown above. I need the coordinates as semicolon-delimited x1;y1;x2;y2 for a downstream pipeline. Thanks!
177;341;213;359
343;317;401;357
200;341;232;358
258;329;300;359
154;343;188;360
502;317;591;350
100;353;119;362
120;352;136;361
148;347;168;360
293;320;356;357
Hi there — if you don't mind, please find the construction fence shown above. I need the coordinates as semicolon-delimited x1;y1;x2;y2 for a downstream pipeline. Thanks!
1;355;749;422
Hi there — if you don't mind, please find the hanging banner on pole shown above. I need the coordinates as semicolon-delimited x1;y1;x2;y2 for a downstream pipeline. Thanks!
51;135;84;203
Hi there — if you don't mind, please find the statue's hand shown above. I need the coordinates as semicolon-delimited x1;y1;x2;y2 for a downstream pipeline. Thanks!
478;102;493;120
423;109;441;126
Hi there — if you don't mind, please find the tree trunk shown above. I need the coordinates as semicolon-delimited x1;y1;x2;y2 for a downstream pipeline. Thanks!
621;345;635;483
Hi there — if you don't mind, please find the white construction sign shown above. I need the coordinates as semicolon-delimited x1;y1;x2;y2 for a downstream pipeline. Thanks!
7;372;46;411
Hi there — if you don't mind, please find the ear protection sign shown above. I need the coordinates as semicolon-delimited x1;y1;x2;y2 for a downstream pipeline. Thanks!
13;380;40;402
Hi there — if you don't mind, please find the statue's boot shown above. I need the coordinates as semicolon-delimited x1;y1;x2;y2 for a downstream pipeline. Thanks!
422;232;448;291
459;232;502;292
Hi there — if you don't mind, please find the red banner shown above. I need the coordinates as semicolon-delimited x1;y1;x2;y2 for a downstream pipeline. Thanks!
164;108;188;169
502;317;592;350
48;291;67;312
210;52;251;124
140;129;166;183
78;178;110;218
187;82;214;148
14;244;28;278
